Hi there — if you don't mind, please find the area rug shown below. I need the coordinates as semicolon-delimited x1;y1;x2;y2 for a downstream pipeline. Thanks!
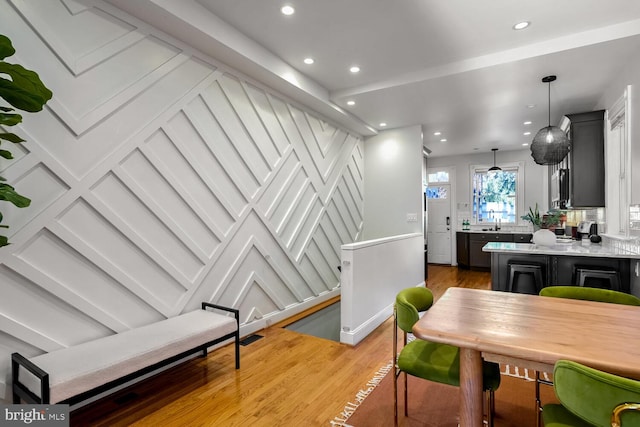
330;364;558;426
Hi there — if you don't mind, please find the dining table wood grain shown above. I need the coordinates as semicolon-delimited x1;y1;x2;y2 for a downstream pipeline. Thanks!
412;287;640;426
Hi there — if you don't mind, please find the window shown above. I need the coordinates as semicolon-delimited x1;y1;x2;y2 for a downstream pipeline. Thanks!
426;186;448;199
426;168;451;199
427;171;449;183
471;164;522;224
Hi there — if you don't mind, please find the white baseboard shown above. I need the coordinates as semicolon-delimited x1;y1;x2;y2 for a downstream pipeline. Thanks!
339;303;394;346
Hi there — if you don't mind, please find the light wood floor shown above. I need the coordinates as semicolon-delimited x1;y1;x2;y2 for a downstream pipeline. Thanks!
71;265;490;426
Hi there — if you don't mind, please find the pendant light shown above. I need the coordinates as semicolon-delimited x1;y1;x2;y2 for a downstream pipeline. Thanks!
530;75;570;165
488;148;501;172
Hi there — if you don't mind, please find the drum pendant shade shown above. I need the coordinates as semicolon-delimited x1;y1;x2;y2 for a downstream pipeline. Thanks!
530;76;570;165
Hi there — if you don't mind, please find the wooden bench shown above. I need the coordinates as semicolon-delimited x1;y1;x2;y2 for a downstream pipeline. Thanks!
11;302;239;405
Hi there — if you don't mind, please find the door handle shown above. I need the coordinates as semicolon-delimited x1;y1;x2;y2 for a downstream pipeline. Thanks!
446;216;450;226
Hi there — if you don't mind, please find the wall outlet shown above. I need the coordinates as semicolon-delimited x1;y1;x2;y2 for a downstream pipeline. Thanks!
407;213;418;222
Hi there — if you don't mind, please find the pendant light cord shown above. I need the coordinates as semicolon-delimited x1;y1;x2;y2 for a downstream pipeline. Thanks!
547;80;551;127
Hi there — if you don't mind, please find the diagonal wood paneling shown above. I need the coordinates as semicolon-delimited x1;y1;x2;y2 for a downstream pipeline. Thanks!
0;0;364;401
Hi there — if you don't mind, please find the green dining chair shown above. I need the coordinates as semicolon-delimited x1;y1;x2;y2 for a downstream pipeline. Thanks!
536;287;640;425
539;286;640;306
542;360;640;427
393;287;501;427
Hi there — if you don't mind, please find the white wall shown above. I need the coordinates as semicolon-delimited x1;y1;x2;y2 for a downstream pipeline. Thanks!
426;148;548;228
362;125;423;240
0;0;364;400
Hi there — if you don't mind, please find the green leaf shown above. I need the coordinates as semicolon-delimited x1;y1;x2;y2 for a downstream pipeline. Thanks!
0;111;22;126
0;36;49;247
0;62;53;112
0;132;25;143
0;182;30;207
0;35;16;60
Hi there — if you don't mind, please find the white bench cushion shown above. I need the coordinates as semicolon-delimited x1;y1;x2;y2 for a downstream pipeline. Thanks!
20;309;237;403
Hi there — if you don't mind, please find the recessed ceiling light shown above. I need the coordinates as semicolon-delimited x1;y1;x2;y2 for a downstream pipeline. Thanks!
522;143;529;146
303;58;314;65
440;138;447;143
350;66;360;73
523;131;531;136
281;5;295;15
379;122;387;127
523;121;532;125
513;21;530;30
433;131;441;136
347;100;355;106
527;104;536;109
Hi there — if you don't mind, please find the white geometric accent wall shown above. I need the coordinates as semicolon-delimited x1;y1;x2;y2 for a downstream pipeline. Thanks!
0;0;363;400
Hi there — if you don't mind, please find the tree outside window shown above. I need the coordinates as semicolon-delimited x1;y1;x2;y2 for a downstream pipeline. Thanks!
472;169;517;223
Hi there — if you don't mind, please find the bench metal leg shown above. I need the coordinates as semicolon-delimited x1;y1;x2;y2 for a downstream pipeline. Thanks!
235;330;240;369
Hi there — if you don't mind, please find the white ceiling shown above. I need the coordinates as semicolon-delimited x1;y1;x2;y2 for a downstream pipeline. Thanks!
107;0;640;157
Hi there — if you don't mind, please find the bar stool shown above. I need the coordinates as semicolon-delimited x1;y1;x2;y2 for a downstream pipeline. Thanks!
575;268;620;291
508;263;544;294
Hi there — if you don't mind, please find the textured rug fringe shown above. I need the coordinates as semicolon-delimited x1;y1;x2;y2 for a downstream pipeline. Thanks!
502;365;535;381
329;361;546;425
329;328;544;425
501;365;552;382
329;361;394;426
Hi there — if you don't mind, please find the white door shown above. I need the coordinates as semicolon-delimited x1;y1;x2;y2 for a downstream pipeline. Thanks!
427;184;452;265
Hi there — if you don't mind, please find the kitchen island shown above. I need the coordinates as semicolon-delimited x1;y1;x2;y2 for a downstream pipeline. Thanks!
483;241;640;294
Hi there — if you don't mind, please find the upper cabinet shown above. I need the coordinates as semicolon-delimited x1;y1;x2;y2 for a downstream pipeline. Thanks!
567;110;606;208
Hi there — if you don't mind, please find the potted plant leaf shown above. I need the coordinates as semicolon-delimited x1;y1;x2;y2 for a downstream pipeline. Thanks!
0;34;52;246
521;203;542;231
542;209;565;231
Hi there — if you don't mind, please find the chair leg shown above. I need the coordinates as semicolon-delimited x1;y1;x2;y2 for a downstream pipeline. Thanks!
393;370;398;427
393;305;399;427
535;370;554;427
535;371;542;427
403;372;408;417
486;389;495;427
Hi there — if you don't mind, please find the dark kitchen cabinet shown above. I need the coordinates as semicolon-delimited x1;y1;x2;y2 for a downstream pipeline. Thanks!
567;110;605;208
469;233;513;270
513;233;533;243
456;232;469;268
458;232;529;270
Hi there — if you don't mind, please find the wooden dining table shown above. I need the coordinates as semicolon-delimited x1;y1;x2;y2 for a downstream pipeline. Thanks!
412;287;640;427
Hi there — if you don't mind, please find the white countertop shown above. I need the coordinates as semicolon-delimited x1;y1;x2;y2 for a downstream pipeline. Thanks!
482;241;640;259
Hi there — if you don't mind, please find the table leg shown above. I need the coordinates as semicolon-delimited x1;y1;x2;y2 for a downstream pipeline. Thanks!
459;347;483;427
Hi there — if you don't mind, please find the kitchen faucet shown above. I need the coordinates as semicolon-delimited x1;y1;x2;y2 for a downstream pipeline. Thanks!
489;209;500;231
